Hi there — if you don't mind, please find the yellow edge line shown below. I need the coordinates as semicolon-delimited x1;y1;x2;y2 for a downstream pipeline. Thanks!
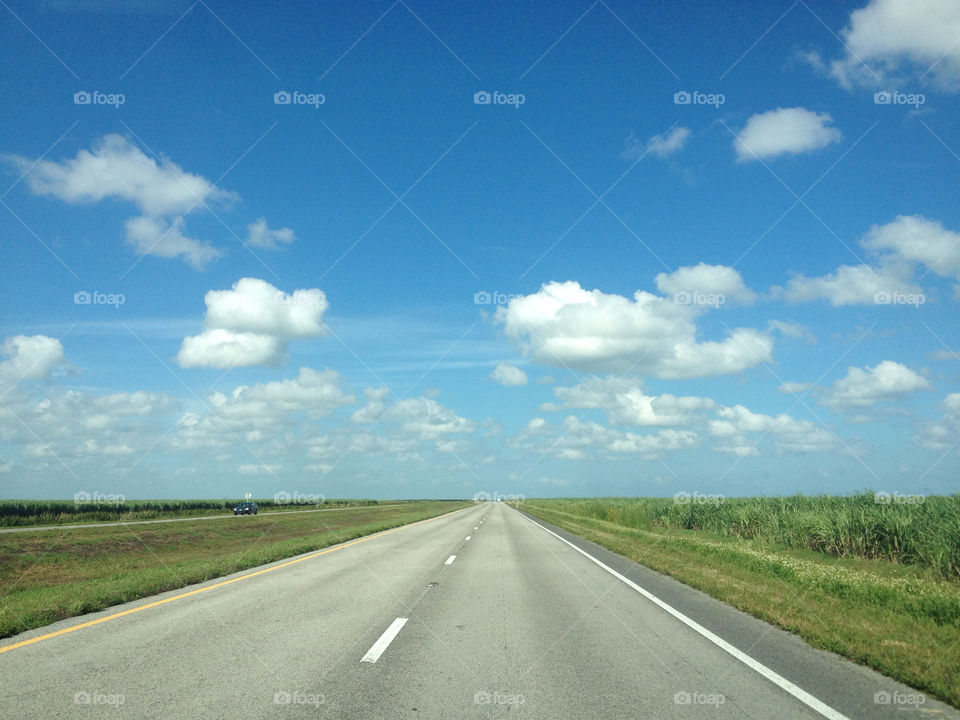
0;505;471;655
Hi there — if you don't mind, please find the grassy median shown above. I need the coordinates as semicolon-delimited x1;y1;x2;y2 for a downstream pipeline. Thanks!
0;500;468;640
0;498;381;527
520;497;960;709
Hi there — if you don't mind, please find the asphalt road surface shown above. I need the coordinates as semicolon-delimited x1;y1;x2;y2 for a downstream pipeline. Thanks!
0;502;953;719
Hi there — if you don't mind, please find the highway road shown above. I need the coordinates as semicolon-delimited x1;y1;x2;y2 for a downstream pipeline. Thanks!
0;502;953;719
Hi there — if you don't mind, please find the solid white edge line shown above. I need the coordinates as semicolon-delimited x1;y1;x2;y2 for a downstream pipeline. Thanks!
445;554;457;565
516;509;850;720
361;617;408;663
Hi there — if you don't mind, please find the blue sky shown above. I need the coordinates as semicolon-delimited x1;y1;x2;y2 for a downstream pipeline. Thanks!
1;0;958;500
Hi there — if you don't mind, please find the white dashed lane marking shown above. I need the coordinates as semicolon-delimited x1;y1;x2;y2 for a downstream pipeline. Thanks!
361;617;408;664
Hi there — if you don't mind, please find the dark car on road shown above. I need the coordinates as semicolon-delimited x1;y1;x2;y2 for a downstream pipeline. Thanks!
234;501;258;515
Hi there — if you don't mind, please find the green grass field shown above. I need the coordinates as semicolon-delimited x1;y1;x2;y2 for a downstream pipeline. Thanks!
0;500;468;640
520;495;960;709
0;498;380;527
536;493;960;578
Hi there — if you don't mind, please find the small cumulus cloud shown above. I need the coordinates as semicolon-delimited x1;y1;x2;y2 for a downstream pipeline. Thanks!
734;107;841;161
490;362;528;386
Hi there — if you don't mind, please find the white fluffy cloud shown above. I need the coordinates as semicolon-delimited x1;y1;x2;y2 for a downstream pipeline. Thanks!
0;335;65;382
766;320;816;342
512;414;699;460
622;127;691;160
173;367;354;449
490;363;528;386
76;390;178;431
829;0;960;89
654;263;757;303
125;215;221;270
862;215;960;281
12;134;234;216
547;376;715;427
734;108;841;161
822;360;931;409
775;215;956;305
645;127;692;158
351;387;390;423
393;397;476;437
351;393;475;438
779;256;919;306
177;330;281;369
709;405;838;454
520;380;842;457
913;392;960;450
9;134;237;268
0;361;181;469
246;217;295;249
495;281;772;377
302;391;477;464
169;380;477;475
177;278;329;369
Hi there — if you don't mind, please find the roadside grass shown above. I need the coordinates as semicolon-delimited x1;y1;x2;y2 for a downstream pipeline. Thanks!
0;498;381;527
520;499;960;709
0;500;468;640
540;493;960;579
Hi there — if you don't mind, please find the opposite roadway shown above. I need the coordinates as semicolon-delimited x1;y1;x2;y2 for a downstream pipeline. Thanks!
0;502;954;719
